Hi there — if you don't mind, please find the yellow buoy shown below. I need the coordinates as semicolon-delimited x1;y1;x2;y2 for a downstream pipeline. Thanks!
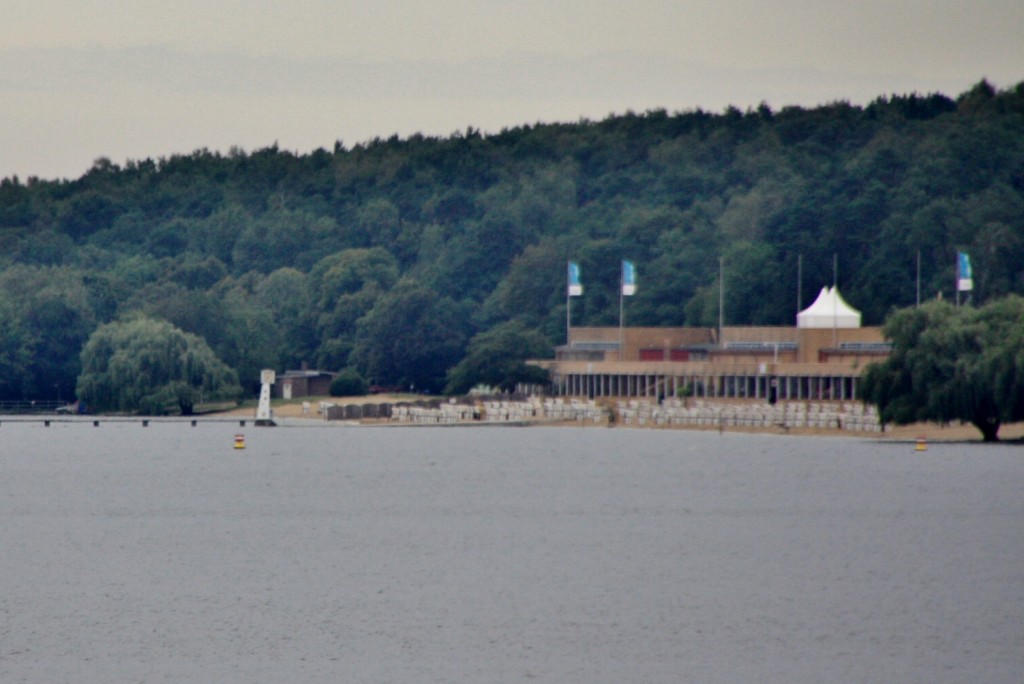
915;436;927;451
234;433;246;449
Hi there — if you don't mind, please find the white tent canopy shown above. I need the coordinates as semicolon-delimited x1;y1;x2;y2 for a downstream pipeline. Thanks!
796;286;862;328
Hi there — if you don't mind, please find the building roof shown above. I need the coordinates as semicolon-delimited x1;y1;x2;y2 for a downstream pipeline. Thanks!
796;286;862;329
279;369;335;379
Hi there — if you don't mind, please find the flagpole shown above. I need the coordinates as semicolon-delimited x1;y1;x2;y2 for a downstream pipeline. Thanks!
619;274;624;362
566;278;571;347
619;261;636;361
916;250;921;307
832;253;838;348
796;253;802;319
566;261;572;347
718;256;723;348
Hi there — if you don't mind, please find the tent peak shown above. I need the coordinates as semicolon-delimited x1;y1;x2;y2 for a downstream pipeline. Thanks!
797;285;862;329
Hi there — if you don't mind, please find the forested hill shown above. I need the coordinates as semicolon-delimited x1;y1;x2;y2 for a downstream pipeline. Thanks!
1;79;1022;400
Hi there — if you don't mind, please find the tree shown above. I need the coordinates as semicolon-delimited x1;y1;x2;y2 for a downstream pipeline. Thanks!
216;285;281;388
231;209;341;273
444;320;551;395
0;265;98;401
76;316;241;415
307;248;400;368
256;267;316;368
0;80;1022;405
125;282;228;352
330;368;369;397
0;301;31;400
481;239;565;323
860;297;1024;441
350;281;472;393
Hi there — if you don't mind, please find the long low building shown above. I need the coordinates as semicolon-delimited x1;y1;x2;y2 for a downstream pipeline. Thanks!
529;287;891;402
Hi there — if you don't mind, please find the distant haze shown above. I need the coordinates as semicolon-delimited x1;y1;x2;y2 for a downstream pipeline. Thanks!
3;1;1022;180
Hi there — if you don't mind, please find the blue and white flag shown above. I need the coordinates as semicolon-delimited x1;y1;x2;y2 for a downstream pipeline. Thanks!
621;260;637;296
567;261;583;296
957;252;973;291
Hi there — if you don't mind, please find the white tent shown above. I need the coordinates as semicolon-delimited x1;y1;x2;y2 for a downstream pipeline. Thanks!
796;286;862;329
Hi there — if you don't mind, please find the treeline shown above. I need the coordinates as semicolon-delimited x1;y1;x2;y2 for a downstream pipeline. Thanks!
1;79;1022;401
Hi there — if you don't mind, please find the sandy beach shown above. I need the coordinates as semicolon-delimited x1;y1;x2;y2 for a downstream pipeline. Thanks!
225;395;1024;443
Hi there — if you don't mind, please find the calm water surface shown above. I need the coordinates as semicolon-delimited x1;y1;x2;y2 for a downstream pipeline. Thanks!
1;421;1022;683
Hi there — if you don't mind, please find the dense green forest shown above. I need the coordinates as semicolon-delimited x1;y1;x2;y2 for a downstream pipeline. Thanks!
1;79;1022;402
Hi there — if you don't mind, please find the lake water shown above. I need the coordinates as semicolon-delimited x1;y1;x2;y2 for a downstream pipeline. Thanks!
1;421;1021;683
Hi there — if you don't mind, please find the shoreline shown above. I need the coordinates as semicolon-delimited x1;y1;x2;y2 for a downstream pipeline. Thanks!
215;395;1024;443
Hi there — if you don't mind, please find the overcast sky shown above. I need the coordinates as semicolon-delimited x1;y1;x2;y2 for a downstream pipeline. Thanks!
3;1;1022;181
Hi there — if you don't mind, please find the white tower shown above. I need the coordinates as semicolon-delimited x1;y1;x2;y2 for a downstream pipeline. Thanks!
255;369;276;426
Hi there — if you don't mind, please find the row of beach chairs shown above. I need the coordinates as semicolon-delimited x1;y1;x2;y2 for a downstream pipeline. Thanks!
386;397;607;424
324;396;880;431
616;400;883;431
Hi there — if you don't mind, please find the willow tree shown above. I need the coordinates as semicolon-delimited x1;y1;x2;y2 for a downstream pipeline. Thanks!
76;316;241;415
861;296;1024;441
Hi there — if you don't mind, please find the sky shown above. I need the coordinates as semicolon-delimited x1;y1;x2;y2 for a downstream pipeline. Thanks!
3;1;1022;181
